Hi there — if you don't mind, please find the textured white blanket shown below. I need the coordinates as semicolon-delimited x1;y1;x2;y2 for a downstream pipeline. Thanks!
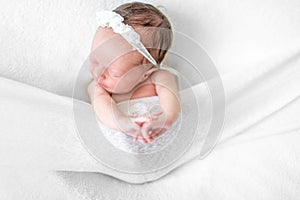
0;74;211;183
1;47;300;198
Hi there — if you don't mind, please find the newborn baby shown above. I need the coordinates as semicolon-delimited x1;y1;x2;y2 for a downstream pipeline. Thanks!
87;2;180;146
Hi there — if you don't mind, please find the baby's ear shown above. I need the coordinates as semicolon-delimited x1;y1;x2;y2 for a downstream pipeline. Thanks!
144;67;158;78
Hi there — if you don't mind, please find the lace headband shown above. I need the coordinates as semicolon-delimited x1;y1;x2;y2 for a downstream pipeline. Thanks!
96;10;158;66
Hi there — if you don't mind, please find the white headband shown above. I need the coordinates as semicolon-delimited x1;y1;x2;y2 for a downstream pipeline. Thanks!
96;10;158;66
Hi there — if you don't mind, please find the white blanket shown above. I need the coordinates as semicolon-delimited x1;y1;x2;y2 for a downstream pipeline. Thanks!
0;71;212;183
1;47;300;199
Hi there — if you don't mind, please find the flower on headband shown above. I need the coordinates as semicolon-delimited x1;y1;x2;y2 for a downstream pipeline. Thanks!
96;10;131;33
95;10;158;66
96;10;141;44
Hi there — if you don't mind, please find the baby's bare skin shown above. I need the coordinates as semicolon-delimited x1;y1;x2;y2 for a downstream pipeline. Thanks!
88;27;180;144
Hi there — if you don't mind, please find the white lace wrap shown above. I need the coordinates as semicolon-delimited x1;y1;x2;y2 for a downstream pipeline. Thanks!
96;96;181;154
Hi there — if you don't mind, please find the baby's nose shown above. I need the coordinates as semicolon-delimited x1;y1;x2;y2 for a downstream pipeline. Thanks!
97;70;108;84
99;70;107;80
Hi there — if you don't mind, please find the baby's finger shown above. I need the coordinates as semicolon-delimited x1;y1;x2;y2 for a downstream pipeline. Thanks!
133;131;141;142
131;130;147;144
133;135;138;142
135;136;147;144
151;128;167;139
140;137;148;144
126;127;141;138
141;127;154;143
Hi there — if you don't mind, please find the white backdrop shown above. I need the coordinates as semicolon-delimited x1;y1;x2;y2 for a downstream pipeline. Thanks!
1;0;299;96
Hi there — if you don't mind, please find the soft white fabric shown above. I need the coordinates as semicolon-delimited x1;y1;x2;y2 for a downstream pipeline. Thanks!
1;46;300;197
0;74;211;183
2;129;300;200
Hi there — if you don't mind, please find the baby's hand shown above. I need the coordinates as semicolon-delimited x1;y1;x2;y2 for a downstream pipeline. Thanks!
141;112;170;140
116;116;142;138
131;116;153;144
132;112;171;144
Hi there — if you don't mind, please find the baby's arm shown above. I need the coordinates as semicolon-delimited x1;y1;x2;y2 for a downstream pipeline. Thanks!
135;70;180;140
151;70;180;128
87;81;140;136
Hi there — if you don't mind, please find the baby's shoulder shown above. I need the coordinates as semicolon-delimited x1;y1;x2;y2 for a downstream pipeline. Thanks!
151;69;174;78
150;69;176;82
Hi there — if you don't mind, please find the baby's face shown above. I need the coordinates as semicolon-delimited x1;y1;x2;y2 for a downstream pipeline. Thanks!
90;28;152;94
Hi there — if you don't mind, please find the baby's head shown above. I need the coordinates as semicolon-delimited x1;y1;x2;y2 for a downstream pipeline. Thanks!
113;2;173;64
90;2;173;93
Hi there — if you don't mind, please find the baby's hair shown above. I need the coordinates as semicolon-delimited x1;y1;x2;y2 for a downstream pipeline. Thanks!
113;2;173;64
